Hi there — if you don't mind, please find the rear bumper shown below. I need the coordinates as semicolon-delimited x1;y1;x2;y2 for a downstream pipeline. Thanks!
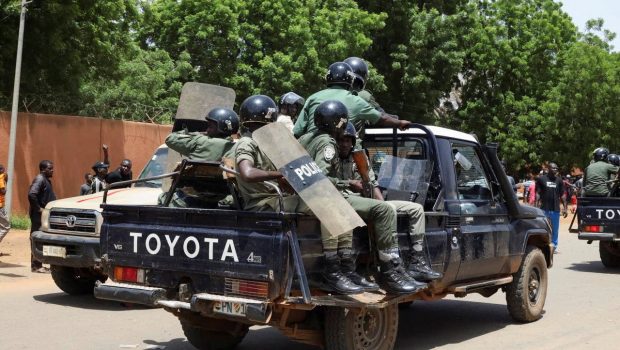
578;232;620;241
94;281;272;323
31;230;100;268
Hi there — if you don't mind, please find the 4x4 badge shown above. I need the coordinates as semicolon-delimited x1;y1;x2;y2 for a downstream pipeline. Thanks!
65;215;77;228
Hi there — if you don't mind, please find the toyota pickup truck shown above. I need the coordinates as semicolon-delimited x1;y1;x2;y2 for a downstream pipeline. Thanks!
94;125;553;350
569;197;620;267
30;144;168;295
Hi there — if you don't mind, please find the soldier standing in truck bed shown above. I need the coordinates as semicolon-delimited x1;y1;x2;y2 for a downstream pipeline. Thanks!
584;148;619;197
293;61;410;141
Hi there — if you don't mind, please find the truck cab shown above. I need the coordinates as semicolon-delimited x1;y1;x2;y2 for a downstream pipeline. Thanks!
95;125;553;350
30;144;168;295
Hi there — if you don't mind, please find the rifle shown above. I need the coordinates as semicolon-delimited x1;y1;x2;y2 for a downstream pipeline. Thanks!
351;150;373;198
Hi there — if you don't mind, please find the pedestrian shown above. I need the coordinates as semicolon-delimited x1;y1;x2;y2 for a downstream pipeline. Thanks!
528;176;537;206
535;162;567;253
584;148;618;196
0;164;10;246
28;160;56;272
106;159;133;188
90;144;110;193
80;173;93;195
502;161;517;193
276;92;305;133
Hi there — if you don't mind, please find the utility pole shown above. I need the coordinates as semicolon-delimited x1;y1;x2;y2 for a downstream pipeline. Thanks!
5;0;29;217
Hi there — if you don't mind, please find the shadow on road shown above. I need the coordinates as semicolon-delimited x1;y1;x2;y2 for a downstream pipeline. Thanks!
0;261;24;268
33;292;153;311
142;338;190;349
395;299;513;350
567;261;620;274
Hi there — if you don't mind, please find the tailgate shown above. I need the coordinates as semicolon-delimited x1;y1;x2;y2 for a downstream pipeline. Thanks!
101;205;290;300
576;197;620;240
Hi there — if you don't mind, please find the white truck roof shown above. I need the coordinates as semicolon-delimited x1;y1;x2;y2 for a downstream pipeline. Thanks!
366;126;478;143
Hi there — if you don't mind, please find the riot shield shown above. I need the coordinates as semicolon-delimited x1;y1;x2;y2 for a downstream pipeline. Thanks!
253;123;365;237
164;83;236;190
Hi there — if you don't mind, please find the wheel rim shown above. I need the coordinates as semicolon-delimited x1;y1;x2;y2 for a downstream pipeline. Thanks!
352;308;387;349
528;266;541;304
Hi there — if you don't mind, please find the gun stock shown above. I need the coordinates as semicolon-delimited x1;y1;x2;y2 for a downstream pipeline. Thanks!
352;150;373;198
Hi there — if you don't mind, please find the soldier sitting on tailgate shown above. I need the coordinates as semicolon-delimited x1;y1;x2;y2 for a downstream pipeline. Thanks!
299;101;424;295
233;95;364;295
161;107;239;208
336;122;442;283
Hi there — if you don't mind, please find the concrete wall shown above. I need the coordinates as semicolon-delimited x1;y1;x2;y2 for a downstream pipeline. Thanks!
0;111;171;215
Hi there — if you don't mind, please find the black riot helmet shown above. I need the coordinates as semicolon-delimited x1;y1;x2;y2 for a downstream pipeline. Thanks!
314;100;349;136
351;73;366;92
608;154;620;166
239;95;278;128
342;121;357;142
343;57;369;81
279;92;305;109
205;107;239;137
325;62;354;89
593;147;610;162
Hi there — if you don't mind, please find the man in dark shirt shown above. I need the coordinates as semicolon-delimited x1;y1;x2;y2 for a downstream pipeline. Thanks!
79;173;93;195
106;159;133;188
28;160;56;272
536;162;567;253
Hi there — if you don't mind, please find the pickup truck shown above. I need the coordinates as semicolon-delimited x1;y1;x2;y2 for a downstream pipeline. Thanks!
569;197;620;267
30;144;168;295
94;125;553;350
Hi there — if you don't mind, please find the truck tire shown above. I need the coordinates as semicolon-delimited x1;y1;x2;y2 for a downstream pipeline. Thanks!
181;322;248;350
506;246;548;322
324;305;399;350
599;241;620;268
50;265;106;295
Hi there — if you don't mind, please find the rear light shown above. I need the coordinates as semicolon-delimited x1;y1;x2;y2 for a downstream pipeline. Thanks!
114;266;145;283
225;278;269;299
584;225;604;233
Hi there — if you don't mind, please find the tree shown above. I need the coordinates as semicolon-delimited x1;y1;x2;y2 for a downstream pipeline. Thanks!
541;32;620;169
0;0;138;114
80;47;194;123
139;0;386;105
448;0;577;172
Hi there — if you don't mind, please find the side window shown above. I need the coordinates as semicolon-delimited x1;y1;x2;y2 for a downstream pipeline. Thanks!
452;144;492;201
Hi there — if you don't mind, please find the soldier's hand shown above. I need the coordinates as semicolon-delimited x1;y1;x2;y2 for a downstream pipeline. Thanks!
398;120;411;130
348;180;364;193
562;209;568;218
102;144;109;151
277;177;295;194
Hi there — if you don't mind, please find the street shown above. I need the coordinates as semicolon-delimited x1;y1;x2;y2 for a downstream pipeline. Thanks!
1;217;618;350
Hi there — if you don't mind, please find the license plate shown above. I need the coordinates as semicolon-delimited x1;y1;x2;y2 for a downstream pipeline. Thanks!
213;301;246;316
42;245;67;258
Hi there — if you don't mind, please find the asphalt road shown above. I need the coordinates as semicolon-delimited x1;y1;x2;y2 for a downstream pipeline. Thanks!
1;217;619;350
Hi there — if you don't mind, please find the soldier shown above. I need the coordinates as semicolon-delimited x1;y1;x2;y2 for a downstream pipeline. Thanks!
234;95;363;295
277;92;305;133
293;61;410;140
584;147;619;196
299;101;424;294
163;107;239;207
336;122;441;282
343;56;383;113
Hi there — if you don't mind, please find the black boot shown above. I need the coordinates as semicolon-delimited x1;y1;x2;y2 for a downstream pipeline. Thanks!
408;241;443;282
323;253;364;295
339;250;380;292
379;257;427;295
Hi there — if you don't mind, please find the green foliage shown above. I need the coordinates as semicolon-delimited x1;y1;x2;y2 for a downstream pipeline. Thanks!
139;0;385;104
80;47;194;123
9;214;30;230
448;0;577;172
0;0;138;114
